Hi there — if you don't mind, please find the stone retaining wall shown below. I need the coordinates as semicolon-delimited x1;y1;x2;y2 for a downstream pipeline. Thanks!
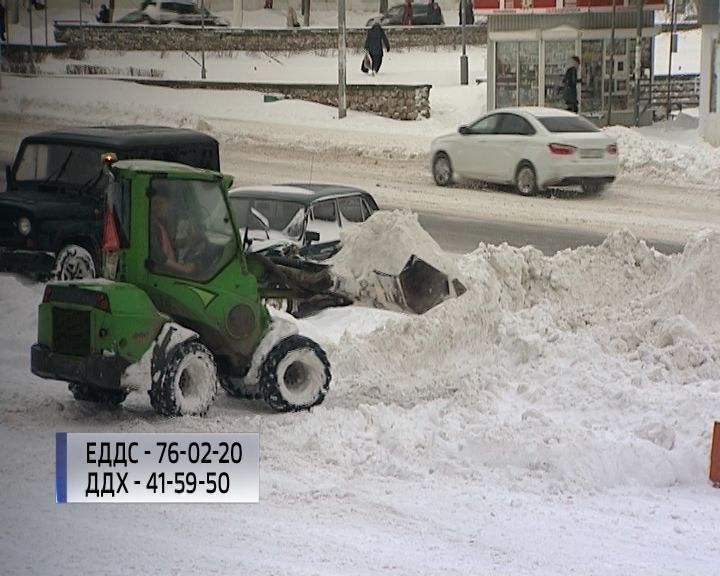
54;23;487;52
131;79;431;120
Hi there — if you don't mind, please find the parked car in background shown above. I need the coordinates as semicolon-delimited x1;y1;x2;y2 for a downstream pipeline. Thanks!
366;0;444;26
228;183;379;261
117;0;230;26
0;126;220;280
430;108;618;195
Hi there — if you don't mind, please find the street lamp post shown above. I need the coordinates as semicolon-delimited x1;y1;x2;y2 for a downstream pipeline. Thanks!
337;0;347;118
633;0;644;126
45;0;49;46
200;0;207;79
460;0;468;85
607;0;617;125
666;0;677;117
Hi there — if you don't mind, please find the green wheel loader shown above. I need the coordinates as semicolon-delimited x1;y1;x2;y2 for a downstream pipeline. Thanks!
31;158;331;416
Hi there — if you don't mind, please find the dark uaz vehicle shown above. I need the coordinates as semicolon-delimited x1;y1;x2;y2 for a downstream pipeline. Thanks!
0;126;219;280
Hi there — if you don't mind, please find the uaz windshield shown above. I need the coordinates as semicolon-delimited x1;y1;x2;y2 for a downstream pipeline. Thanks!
14;143;106;187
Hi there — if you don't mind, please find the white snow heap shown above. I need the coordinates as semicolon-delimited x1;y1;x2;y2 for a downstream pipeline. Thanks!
328;229;720;490
329;209;465;309
606;125;720;189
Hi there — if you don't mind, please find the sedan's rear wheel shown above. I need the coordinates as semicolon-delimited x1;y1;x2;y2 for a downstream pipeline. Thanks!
581;181;606;195
433;153;453;187
515;163;538;197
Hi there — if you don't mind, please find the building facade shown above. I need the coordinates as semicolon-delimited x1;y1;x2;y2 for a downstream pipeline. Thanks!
699;0;720;145
478;0;662;126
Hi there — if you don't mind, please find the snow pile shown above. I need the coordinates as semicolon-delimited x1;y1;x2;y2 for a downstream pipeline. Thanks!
329;210;465;307
324;225;719;491
650;230;720;336
607;125;720;188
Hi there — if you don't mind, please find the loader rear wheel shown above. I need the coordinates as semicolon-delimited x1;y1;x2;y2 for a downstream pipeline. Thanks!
259;335;331;412
149;340;218;417
69;383;127;406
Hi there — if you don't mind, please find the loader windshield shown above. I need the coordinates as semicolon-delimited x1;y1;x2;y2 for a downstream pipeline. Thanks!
149;177;237;282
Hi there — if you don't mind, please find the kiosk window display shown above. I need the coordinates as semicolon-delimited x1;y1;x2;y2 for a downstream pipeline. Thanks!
544;40;577;109
496;41;540;108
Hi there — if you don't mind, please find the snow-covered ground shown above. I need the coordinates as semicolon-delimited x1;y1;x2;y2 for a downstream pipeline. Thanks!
1;214;719;575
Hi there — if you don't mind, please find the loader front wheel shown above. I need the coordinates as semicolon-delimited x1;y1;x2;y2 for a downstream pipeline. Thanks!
259;335;331;412
149;340;218;417
69;383;127;406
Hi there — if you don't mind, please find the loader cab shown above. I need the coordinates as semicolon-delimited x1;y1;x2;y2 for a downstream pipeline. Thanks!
103;159;270;373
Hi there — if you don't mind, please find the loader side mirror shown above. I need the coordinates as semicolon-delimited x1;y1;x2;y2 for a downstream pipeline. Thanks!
304;230;320;245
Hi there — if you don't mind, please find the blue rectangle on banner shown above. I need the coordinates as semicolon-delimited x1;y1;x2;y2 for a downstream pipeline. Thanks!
56;432;67;504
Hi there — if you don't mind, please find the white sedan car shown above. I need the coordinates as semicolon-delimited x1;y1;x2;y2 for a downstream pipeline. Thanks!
430;107;618;195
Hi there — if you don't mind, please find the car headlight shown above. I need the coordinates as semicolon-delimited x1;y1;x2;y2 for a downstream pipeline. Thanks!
17;217;32;236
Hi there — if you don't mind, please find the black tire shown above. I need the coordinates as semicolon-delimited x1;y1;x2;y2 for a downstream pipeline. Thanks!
53;243;98;281
581;181;606;195
220;375;261;400
515;162;538;196
69;383;128;406
433;152;453;187
149;340;218;417
259;335;331;413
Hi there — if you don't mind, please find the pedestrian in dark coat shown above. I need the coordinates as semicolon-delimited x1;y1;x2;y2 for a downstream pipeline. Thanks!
364;21;390;75
562;55;581;113
0;2;6;42
459;0;474;25
428;0;443;25
96;4;111;23
402;0;412;25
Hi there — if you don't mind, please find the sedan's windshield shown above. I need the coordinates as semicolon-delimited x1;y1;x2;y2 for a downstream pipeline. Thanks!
538;116;600;133
14;143;106;186
230;197;306;241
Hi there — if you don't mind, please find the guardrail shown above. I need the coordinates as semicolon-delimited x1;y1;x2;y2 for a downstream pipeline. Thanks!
641;73;700;114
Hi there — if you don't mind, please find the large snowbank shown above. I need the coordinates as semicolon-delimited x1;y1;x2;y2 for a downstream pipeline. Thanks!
607;125;720;188
326;221;720;492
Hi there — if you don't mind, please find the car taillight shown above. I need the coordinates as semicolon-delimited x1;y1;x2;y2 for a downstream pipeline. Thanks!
102;207;120;253
548;143;577;156
607;144;618;155
42;286;53;303
95;292;111;313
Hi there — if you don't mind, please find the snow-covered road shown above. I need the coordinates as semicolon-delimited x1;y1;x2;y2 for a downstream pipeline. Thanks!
1;114;718;251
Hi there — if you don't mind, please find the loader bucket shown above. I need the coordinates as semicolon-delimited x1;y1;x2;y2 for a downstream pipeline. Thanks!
373;256;466;314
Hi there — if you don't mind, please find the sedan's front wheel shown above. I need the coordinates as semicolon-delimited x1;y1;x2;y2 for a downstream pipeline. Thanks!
433;153;453;187
515;162;538;197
